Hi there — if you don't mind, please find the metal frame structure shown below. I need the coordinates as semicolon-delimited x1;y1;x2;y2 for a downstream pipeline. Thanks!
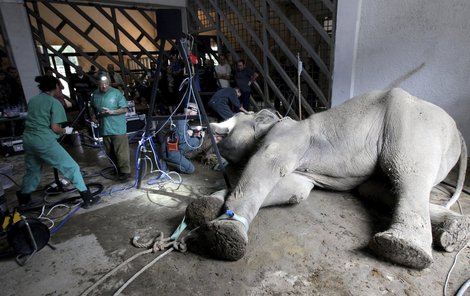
188;0;337;118
24;0;336;118
25;0;175;100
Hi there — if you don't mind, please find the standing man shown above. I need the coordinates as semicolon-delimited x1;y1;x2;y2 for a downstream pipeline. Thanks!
146;61;158;83
106;64;125;91
92;74;131;181
6;66;26;107
69;66;94;116
208;87;248;120
215;54;231;89
234;59;258;110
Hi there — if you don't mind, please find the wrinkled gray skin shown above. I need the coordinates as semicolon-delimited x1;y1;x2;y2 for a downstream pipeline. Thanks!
187;88;469;269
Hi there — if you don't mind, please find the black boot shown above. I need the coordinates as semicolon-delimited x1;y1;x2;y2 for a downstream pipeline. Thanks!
16;191;31;206
80;189;101;209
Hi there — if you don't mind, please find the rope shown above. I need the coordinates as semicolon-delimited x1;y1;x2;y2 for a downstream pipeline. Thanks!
80;231;188;296
95;208;239;295
80;247;153;296
113;248;173;296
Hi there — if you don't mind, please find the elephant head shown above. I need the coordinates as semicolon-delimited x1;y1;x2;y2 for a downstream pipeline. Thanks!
210;110;281;164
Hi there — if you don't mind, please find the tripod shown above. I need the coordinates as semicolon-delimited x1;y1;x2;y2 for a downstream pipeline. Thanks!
135;37;232;190
74;91;93;126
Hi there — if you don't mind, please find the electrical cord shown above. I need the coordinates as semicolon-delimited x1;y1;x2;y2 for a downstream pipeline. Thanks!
50;205;82;235
0;172;53;194
100;166;119;180
37;203;81;230
443;242;469;296
438;179;469;296
17;183;104;213
0;172;21;188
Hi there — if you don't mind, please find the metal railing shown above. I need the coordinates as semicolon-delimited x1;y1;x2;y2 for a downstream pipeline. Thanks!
188;0;336;118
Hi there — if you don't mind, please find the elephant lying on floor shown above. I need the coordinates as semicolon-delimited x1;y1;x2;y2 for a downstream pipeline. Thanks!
186;88;469;269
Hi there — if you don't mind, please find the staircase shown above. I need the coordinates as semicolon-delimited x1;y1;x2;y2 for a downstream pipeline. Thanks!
187;0;336;119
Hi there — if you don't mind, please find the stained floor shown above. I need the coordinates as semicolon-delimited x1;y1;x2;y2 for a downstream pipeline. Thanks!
0;137;469;296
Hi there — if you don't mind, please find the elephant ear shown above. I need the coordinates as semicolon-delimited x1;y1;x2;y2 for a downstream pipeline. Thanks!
253;110;281;139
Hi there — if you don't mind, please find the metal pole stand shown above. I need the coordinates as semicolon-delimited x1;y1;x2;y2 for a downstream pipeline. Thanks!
135;37;231;191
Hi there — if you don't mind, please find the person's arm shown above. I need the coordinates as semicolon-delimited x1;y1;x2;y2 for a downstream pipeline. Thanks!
50;99;70;134
100;107;127;115
248;71;259;86
216;69;229;80
50;123;66;135
186;125;204;146
101;91;128;116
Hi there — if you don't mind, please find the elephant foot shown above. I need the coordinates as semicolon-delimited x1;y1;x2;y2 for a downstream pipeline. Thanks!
202;219;248;261
185;193;226;227
433;215;470;252
369;231;433;269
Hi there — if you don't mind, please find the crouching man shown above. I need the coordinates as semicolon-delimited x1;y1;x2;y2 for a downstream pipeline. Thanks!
162;103;204;174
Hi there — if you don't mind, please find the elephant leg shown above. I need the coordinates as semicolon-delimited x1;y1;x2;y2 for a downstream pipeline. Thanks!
260;173;315;207
368;178;434;269
357;178;470;253
430;204;470;252
186;173;314;227
368;134;442;269
202;134;306;260
185;189;227;227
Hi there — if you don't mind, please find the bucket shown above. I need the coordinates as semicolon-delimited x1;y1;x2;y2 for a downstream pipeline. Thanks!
71;132;82;147
0;164;14;189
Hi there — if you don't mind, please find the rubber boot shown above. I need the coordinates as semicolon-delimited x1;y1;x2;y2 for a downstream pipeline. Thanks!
16;191;31;206
80;189;101;209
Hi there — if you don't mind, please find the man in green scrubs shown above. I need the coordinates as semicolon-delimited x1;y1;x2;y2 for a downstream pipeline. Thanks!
92;73;131;181
18;75;100;209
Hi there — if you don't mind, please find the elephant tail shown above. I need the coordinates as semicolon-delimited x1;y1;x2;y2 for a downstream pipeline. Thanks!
445;131;467;209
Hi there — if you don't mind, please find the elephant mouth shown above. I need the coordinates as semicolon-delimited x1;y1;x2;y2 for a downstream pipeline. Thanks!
211;129;229;143
214;133;227;144
215;135;224;143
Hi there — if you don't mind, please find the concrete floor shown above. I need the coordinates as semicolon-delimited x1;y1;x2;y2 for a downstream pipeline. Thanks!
0;139;469;296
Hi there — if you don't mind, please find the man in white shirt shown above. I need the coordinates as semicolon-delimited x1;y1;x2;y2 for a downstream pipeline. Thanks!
215;54;231;88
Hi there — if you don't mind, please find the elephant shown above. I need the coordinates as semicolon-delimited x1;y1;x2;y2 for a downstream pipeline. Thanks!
185;88;469;269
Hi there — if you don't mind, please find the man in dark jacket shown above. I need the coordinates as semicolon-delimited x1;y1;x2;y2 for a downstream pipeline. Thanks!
208;87;248;120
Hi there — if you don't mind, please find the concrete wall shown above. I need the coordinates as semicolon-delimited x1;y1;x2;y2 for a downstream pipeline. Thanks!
0;0;41;101
332;0;470;145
